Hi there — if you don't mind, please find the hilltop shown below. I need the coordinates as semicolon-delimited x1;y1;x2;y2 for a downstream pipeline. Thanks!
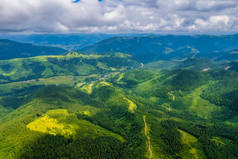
0;52;139;83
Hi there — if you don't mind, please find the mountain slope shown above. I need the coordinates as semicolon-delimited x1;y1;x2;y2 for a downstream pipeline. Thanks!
0;51;238;159
80;35;238;62
1;67;238;159
0;52;139;83
0;85;146;159
0;39;67;60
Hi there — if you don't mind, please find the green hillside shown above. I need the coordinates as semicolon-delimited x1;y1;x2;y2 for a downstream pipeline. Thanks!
0;52;139;83
0;52;238;159
0;85;146;159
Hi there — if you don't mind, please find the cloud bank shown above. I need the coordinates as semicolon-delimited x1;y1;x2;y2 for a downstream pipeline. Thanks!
0;0;238;33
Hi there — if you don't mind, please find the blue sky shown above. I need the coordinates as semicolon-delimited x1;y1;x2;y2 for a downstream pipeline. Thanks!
0;0;238;34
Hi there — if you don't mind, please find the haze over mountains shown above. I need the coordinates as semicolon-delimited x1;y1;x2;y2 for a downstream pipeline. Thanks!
0;34;113;50
1;34;238;62
80;34;238;62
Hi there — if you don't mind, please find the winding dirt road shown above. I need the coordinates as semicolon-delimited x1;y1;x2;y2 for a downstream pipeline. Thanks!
143;115;152;159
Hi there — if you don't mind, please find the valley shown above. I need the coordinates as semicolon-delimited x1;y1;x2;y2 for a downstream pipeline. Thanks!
0;36;238;159
1;0;238;158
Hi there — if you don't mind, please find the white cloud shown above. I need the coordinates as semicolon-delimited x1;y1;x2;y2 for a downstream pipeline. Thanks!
210;15;230;25
192;15;231;31
0;0;238;33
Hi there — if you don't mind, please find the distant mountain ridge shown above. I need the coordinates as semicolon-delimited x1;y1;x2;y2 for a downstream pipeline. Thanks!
0;34;115;50
0;39;67;60
80;34;238;63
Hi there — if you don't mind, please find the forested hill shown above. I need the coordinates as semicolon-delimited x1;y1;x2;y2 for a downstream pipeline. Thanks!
0;39;67;60
0;52;139;84
80;34;238;63
1;67;238;159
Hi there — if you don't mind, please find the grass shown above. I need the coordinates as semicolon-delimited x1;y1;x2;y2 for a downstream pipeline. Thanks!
27;109;125;141
117;73;124;81
37;76;81;85
178;129;206;159
80;82;95;94
0;97;125;158
0;52;138;83
185;85;222;119
27;109;77;137
68;105;100;117
178;129;197;144
124;97;137;113
0;75;100;98
100;81;112;87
